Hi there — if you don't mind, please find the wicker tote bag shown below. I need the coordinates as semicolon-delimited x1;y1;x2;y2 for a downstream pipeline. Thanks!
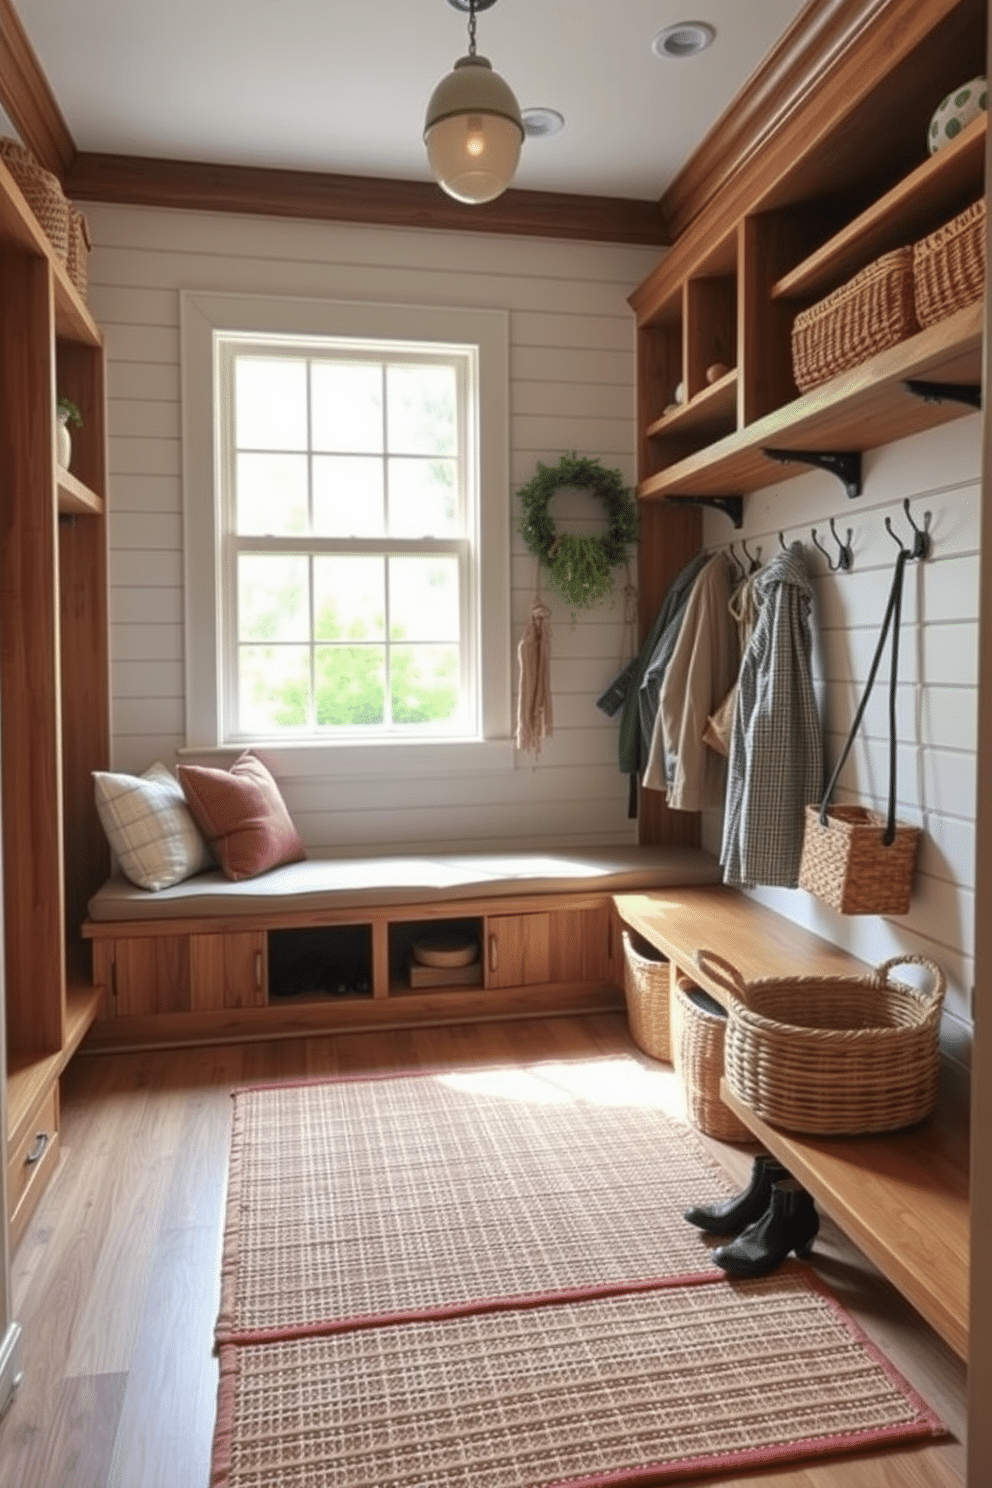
799;542;920;914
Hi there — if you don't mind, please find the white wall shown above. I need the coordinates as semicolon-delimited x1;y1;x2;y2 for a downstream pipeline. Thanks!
700;416;981;1084
85;203;659;855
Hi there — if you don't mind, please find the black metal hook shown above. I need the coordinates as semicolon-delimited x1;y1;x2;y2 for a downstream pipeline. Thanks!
740;537;761;573
884;498;931;560
778;531;788;552
811;516;853;572
726;543;746;584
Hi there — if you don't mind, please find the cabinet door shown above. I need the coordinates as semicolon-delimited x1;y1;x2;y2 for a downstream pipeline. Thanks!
486;908;613;989
105;935;192;1016
190;931;266;1010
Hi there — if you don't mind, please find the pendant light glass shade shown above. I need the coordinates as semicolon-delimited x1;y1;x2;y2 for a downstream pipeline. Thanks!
424;55;524;204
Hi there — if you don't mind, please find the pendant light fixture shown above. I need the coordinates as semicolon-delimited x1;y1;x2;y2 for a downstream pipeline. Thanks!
424;0;524;205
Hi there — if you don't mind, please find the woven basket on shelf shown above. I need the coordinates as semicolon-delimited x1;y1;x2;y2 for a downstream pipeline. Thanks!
798;804;920;916
621;929;672;1062
791;246;918;392
66;205;91;297
671;970;752;1142
697;949;946;1137
0;136;69;265
913;196;986;328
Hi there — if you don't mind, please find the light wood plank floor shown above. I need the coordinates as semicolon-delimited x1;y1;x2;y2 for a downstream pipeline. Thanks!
0;1012;966;1487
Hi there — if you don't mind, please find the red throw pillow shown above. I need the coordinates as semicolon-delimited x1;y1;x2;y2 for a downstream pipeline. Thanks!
177;752;305;881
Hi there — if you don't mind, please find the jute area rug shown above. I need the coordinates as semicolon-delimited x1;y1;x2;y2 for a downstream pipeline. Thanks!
211;1056;944;1488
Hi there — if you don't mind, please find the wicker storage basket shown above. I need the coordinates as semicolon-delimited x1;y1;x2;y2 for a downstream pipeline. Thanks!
697;949;946;1136
0;137;69;265
66;205;91;298
622;929;672;1062
671;970;751;1142
798;804;921;915
913;197;986;328
791;246;918;392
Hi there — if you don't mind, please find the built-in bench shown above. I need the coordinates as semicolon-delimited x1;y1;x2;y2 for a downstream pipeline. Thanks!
614;884;970;1362
81;845;722;1051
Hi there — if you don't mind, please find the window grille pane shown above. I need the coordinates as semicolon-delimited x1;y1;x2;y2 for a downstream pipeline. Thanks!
313;454;385;537
386;364;457;455
235;358;307;450
315;645;385;725
390;645;459;724
238;555;310;643
387;457;458;537
237;452;309;536
314;557;386;642
239;645;311;729
389;556;459;642
311;361;383;453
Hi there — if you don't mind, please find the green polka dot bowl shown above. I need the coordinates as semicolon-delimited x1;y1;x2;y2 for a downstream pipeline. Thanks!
927;76;987;155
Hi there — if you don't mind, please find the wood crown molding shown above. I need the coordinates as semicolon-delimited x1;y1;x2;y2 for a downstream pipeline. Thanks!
0;0;74;175
62;152;671;246
660;0;945;240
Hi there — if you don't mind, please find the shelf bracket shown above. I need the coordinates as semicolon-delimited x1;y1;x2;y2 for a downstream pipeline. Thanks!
762;448;862;499
903;380;982;411
670;495;743;528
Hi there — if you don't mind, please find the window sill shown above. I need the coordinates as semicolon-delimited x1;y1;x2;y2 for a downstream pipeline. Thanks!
177;737;516;779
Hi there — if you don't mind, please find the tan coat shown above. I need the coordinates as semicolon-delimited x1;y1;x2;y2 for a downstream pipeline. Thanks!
642;553;738;810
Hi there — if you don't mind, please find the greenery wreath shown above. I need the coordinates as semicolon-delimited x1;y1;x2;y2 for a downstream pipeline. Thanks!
517;452;638;608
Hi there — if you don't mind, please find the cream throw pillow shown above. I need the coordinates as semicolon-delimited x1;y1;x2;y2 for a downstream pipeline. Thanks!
93;762;214;890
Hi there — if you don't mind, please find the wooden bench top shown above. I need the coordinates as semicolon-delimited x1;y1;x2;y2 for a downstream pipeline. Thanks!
614;885;970;1361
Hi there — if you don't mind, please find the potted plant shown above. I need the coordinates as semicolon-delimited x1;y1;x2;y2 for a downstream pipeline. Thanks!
56;396;82;470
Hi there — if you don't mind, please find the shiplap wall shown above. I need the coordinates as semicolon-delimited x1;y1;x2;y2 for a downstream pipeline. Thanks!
85;202;978;1076
699;415;981;1083
85;203;659;855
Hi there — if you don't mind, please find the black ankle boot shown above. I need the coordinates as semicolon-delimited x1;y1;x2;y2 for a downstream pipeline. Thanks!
683;1154;790;1236
711;1178;819;1277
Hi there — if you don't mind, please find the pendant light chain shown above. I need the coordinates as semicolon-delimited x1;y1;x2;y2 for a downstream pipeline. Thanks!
467;0;477;57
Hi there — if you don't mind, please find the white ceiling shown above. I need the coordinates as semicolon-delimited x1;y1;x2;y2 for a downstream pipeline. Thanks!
12;0;810;200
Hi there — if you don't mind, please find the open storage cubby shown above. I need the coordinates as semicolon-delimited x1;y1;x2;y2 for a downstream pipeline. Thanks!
631;0;987;514
389;916;484;995
269;924;374;1001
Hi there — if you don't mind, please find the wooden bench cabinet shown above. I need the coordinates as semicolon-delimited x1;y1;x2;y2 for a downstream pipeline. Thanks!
614;885;970;1361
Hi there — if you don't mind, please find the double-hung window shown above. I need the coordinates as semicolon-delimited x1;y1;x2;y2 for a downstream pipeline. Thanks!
181;294;511;763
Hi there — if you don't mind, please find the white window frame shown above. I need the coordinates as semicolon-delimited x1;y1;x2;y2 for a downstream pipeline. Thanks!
180;291;512;776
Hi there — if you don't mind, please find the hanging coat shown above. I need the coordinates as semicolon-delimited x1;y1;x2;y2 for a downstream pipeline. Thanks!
721;542;823;888
643;552;738;810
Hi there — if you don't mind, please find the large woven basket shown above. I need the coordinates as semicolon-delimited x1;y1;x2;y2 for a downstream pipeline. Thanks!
913;197;986;328
0;136;69;265
671;970;751;1142
698;949;946;1136
791;246;918;392
621;929;672;1062
798;804;920;915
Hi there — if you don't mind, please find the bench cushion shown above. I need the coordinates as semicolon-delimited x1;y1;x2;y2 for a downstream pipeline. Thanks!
87;846;722;924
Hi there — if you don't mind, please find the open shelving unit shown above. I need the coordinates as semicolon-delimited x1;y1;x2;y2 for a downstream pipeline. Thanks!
0;155;109;1246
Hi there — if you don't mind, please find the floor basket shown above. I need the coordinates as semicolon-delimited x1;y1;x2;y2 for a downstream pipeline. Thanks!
913;196;986;328
791;246;918;392
671;970;752;1142
0;136;69;265
798;804;920;915
697;949;946;1136
621;929;672;1061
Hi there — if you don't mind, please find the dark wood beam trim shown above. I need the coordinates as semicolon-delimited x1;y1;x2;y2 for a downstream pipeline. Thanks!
661;0;947;241
0;0;74;176
64;151;671;247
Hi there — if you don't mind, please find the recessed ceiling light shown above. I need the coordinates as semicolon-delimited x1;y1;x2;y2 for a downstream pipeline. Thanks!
652;20;716;58
522;108;565;138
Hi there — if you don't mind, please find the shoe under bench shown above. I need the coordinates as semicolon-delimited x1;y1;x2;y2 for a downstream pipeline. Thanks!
614;884;970;1362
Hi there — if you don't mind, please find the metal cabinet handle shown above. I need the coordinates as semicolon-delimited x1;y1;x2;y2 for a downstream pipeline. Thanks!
488;934;498;973
25;1132;50;1166
255;951;262;989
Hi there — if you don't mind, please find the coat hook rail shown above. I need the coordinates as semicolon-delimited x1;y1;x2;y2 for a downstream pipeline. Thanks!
740;537;761;572
884;497;931;559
